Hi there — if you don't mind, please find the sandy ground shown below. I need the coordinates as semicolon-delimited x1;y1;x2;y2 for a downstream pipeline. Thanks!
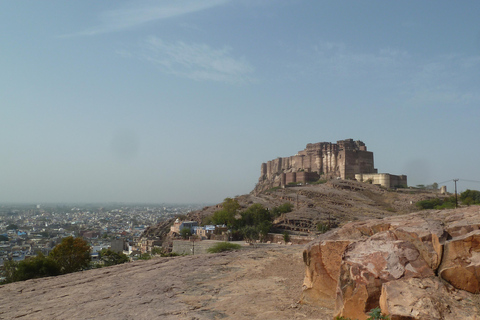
0;244;332;320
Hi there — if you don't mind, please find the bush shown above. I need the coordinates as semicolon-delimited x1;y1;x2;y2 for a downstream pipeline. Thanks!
283;231;291;243
317;222;331;233
207;242;242;253
334;307;390;320
460;189;480;205
416;197;456;210
272;202;293;217
99;249;129;266
2;254;60;283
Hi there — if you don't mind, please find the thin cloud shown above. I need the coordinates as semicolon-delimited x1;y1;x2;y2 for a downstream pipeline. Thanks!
62;0;229;37
299;41;480;108
140;36;255;83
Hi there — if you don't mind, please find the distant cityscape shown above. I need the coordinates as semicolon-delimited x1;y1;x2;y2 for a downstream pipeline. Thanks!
0;203;206;280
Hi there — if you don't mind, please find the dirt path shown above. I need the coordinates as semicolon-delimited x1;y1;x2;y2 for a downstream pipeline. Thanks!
0;245;332;320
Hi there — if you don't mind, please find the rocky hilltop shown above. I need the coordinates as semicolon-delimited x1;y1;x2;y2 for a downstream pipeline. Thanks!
302;205;480;320
142;179;441;243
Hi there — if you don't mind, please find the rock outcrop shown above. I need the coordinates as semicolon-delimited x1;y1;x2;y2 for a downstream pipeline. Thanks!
301;206;480;320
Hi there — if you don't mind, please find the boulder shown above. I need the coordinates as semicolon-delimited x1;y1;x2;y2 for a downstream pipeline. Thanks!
334;232;434;320
444;208;480;238
391;218;446;271
380;277;480;320
301;239;351;307
439;230;480;293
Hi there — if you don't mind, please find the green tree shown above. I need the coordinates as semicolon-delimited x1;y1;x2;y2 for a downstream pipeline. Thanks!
1;260;19;283
460;189;480;205
179;227;192;239
239;203;271;227
99;249;129;266
13;254;60;281
6;224;18;230
211;198;241;227
0;234;8;242
2;254;60;283
49;236;91;274
283;231;291;243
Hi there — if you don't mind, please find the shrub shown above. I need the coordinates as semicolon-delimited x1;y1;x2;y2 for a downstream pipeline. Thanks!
334;307;390;320
317;222;331;233
283;231;291;243
367;307;390;320
310;179;327;185
2;254;60;283
416;197;456;210
272;202;293;217
207;242;242;253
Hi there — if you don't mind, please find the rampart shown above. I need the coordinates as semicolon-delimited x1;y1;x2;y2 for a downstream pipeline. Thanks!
256;139;378;192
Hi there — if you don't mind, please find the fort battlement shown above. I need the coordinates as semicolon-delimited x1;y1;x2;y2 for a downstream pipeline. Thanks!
255;139;408;192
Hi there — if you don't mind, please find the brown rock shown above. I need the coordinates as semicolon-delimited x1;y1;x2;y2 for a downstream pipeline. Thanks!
392;218;446;271
380;277;480;320
439;230;480;293
301;239;351;307
334;232;434;320
444;207;480;238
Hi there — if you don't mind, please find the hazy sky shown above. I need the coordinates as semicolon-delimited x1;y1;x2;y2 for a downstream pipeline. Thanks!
1;1;480;204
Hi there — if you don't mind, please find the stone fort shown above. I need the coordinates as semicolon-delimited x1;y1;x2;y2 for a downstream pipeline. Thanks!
256;139;407;191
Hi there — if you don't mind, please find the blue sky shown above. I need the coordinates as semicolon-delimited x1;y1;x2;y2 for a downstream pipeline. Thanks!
1;0;479;204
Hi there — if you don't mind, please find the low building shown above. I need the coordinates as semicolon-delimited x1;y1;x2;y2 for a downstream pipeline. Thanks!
355;173;407;189
170;219;198;234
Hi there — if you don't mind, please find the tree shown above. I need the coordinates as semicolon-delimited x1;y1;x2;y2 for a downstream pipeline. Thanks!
239;203;271;227
1;254;60;283
1;260;19;283
179;227;192;239
460;189;480;205
211;198;241;227
0;234;8;242
99;249;129;266
6;224;18;230
241;225;259;244
49;236;91;274
13;254;60;281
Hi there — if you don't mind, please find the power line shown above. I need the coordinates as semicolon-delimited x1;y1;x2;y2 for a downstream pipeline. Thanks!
459;179;480;184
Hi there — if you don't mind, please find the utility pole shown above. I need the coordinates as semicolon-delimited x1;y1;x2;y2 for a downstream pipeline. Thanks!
453;179;459;208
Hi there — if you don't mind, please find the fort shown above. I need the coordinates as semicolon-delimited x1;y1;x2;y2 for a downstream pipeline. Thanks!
255;139;407;192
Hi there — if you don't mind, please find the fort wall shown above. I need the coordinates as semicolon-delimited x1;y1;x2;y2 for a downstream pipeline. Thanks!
256;139;377;192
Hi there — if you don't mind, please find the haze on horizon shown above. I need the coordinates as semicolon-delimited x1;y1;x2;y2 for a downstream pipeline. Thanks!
1;1;480;204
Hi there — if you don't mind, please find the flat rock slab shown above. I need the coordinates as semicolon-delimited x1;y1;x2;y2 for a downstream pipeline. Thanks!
0;245;331;320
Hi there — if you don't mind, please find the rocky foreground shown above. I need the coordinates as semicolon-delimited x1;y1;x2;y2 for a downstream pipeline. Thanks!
302;205;480;320
0;244;330;320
